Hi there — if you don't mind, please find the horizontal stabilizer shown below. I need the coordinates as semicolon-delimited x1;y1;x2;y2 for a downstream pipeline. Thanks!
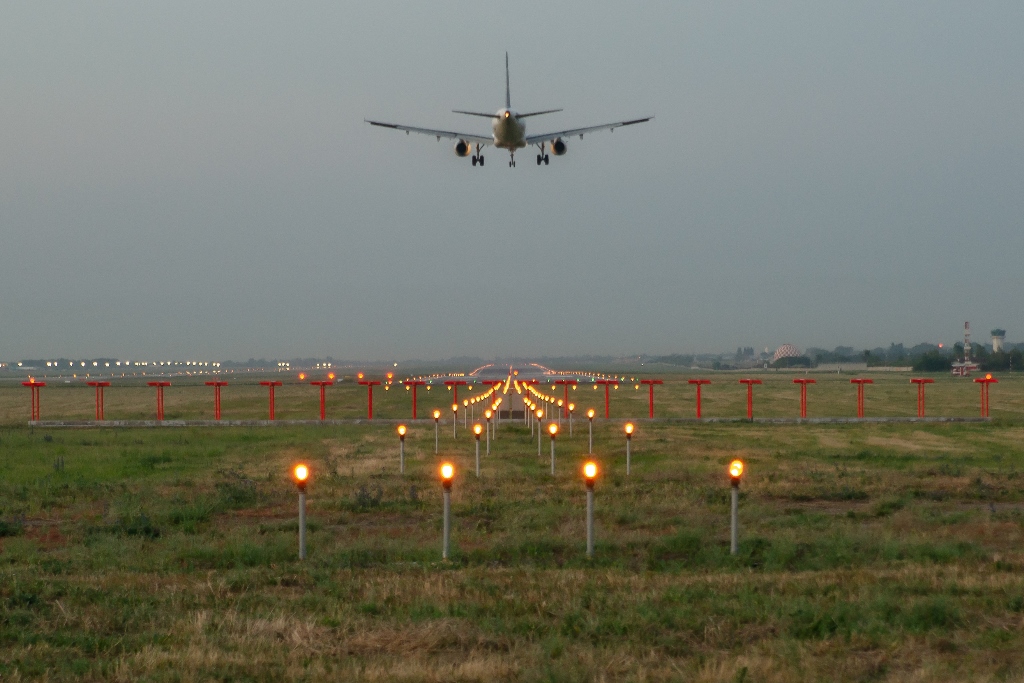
453;110;497;118
516;109;562;119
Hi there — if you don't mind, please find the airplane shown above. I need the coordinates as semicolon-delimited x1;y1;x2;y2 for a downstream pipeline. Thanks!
365;54;653;168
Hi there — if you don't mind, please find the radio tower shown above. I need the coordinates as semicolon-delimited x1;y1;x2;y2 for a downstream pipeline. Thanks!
951;321;979;376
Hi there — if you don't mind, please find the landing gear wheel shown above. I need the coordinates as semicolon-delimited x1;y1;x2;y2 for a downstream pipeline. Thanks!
544;155;549;165
472;156;478;166
537;154;542;165
479;155;484;166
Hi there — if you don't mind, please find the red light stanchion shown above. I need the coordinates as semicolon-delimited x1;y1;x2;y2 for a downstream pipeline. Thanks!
404;380;427;419
358;379;382;419
974;375;998;417
640;379;663;418
205;381;228;420
260;381;282;420
147;381;171;421
910;378;935;417
553;379;577;417
87;381;110;421
22;381;45;421
444;380;468;409
850;378;873;418
738;379;762;420
595;379;619;418
688;379;711;418
310;380;333;420
792;378;815;418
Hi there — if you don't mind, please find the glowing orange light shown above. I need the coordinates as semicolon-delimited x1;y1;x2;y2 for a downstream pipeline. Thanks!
298;373;307;381
625;423;634;435
986;373;993;380
328;372;336;380
583;461;598;480
357;372;364;380
535;409;544;419
474;423;483;436
587;408;595;419
548;423;558;436
397;425;407;437
452;403;458;413
729;460;744;479
293;463;309;483
440;462;454;481
485;409;492;419
568;403;575;412
433;409;441;420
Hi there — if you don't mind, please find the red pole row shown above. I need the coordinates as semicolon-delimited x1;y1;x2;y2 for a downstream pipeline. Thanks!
19;376;1000;422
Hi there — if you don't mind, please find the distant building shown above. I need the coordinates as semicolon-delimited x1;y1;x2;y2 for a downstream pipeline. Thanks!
992;329;1006;353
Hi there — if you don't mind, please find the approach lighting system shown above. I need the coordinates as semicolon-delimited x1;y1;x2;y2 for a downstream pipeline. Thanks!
625;423;634;436
474;424;483;438
397;425;407;438
584;461;598;483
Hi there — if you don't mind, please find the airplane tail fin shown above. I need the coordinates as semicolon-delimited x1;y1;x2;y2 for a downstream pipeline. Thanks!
505;52;511;109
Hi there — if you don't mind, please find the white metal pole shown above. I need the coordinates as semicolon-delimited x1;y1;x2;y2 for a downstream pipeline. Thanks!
400;438;405;475
475;438;481;477
626;437;631;476
443;488;452;560
550;437;556;475
298;490;307;560
586;486;594;559
730;485;739;555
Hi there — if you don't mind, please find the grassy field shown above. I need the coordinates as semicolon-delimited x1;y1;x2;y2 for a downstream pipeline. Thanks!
2;373;1024;681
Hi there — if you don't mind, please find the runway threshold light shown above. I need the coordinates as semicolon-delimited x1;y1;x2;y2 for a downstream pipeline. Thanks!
293;463;309;490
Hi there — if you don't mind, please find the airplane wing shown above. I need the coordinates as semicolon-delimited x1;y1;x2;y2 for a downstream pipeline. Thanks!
524;116;653;145
365;120;492;145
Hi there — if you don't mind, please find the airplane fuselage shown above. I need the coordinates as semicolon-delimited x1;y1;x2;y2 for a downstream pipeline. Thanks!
493;109;527;150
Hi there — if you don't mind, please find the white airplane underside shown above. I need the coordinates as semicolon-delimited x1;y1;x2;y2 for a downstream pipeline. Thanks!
366;54;652;167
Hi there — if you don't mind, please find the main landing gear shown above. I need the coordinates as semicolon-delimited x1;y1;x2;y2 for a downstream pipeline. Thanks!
508;154;516;168
471;143;484;167
536;142;549;165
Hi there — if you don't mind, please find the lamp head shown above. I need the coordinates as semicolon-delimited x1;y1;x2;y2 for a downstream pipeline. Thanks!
625;422;634;435
293;463;309;490
473;423;483;437
397;424;407;437
440;462;454;489
587;408;595;420
583;461;598;486
729;459;744;485
433;409;441;421
548;423;558;437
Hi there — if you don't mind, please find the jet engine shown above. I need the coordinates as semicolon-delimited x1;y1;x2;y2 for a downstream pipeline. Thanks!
454;140;471;157
550;138;567;156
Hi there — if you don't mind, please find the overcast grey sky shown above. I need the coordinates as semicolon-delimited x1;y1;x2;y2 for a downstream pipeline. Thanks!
1;1;1021;361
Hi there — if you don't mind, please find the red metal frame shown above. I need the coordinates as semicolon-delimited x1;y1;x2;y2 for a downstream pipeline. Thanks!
147;381;171;420
738;379;762;420
87;381;111;420
22;381;45;421
595;380;619;418
403;380;427;419
910;378;935;417
310;381;334;420
553;380;578;417
973;376;998;417
444;380;468;408
358;380;382;419
792;378;815;418
640;379;663;418
205;381;228;420
688;379;711;418
850;378;873;418
259;381;282;420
